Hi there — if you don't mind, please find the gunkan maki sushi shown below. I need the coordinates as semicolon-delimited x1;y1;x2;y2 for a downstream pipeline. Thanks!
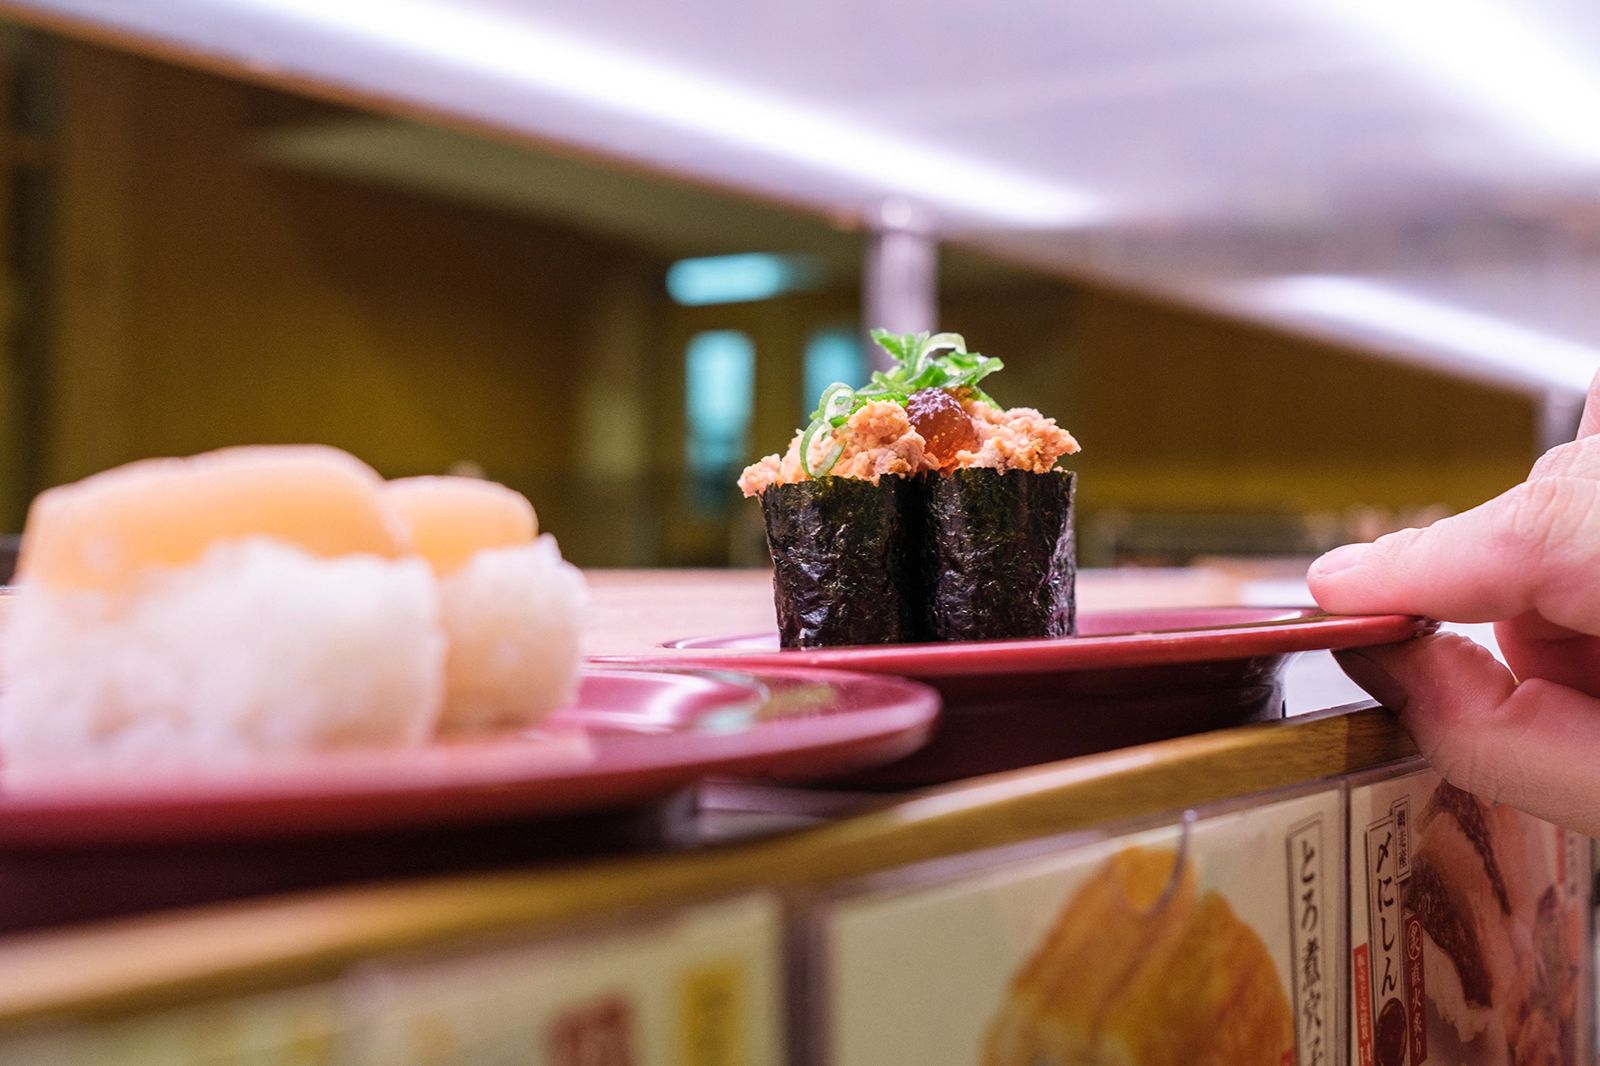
738;330;1081;648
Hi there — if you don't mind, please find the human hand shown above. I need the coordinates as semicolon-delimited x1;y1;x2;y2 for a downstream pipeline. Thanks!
1308;370;1600;835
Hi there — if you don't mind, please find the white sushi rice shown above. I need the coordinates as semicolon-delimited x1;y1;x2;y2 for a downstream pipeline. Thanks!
0;539;445;778
434;534;586;735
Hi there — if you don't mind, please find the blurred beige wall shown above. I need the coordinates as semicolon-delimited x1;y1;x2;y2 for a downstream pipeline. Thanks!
45;42;673;563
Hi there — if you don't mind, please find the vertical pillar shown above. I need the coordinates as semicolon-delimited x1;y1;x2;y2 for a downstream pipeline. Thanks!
862;200;938;369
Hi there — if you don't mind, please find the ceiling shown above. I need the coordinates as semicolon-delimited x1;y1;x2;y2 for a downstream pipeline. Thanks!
4;0;1599;398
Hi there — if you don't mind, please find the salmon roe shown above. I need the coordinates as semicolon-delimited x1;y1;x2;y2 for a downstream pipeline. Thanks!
906;388;978;469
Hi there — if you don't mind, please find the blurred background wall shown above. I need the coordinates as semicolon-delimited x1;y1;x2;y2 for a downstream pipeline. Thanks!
0;34;1539;567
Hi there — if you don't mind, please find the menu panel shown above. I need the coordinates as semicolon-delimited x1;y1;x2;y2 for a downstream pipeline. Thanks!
346;893;782;1066
1348;765;1591;1066
820;787;1343;1066
0;894;783;1066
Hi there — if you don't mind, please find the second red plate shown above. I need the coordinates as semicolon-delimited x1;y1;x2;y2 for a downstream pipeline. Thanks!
0;666;938;847
597;607;1433;784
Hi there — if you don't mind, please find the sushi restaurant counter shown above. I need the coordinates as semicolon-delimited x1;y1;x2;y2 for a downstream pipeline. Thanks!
0;703;1435;1061
0;565;1485;1064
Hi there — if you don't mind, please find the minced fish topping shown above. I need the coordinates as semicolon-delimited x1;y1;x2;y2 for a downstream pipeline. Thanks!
737;395;1079;497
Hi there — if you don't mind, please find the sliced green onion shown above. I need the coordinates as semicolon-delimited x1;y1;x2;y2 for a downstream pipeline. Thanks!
815;441;844;475
820;382;855;421
793;327;1007;477
798;419;844;477
798;419;822;477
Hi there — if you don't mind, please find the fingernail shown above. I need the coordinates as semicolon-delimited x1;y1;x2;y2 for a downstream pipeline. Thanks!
1312;543;1370;576
1335;649;1408;712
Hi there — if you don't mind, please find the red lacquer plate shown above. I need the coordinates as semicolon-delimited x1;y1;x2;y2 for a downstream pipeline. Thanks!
0;667;938;847
598;607;1434;785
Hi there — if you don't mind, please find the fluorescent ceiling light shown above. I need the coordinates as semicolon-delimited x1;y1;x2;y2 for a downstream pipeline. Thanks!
1241;274;1598;394
666;254;822;306
177;0;1102;228
1311;0;1600;164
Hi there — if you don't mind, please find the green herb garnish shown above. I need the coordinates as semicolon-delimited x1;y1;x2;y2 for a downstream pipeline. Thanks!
799;330;1004;477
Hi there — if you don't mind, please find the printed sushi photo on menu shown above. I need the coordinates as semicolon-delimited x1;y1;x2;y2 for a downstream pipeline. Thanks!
1349;767;1591;1066
739;329;1080;647
981;843;1295;1066
821;788;1339;1066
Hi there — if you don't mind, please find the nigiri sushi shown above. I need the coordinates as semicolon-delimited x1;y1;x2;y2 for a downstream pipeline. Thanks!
738;330;1080;647
17;446;416;590
0;447;444;776
385;476;586;736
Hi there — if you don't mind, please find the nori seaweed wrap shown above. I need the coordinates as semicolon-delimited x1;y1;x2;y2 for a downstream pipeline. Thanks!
921;468;1076;640
740;328;1081;648
762;475;925;648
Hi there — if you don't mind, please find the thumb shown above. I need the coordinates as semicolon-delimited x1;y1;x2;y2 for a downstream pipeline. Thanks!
1337;632;1600;836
